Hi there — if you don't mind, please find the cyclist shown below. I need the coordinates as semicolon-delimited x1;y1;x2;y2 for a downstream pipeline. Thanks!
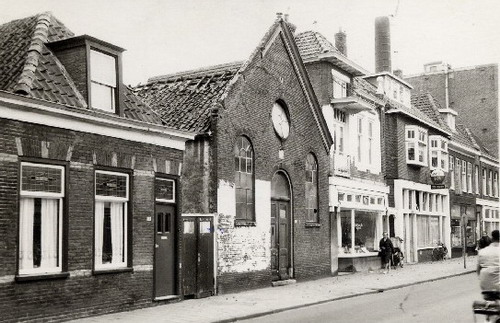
477;230;500;292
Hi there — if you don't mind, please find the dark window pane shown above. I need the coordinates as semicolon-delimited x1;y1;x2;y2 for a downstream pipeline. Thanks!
164;212;170;233
157;212;164;233
33;198;42;268
102;203;112;264
22;165;62;193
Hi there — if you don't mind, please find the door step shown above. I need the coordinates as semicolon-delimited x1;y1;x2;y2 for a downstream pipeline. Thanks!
272;279;296;287
154;295;180;302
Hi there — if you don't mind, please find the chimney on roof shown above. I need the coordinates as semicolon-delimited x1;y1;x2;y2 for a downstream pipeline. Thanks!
393;69;403;78
276;12;283;20
375;16;392;73
335;29;347;56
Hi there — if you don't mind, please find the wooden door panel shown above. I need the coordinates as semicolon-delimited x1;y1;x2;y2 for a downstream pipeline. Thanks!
154;204;176;298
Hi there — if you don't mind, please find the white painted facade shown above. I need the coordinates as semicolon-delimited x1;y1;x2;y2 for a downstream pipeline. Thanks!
477;198;500;234
391;179;451;263
216;179;271;274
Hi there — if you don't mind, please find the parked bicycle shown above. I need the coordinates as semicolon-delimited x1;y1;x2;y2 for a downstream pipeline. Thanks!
432;241;448;261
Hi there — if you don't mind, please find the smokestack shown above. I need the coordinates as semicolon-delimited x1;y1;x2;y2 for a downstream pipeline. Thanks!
335;29;347;56
375;16;392;73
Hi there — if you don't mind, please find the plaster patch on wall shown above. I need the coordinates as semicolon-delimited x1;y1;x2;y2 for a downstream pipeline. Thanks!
217;179;271;274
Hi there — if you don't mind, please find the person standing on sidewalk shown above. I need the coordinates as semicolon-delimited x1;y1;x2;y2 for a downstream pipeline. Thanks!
477;230;500;291
379;232;394;274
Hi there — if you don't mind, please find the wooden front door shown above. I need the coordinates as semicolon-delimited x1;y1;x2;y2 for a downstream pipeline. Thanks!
182;217;214;298
271;171;292;281
154;204;177;298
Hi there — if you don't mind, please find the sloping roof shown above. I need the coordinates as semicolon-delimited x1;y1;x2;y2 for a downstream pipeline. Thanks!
411;92;483;150
351;77;385;107
0;12;163;125
134;61;243;133
135;19;333;150
294;30;340;61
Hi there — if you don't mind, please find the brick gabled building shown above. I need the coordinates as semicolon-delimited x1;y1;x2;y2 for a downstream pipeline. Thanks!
136;15;334;294
0;13;195;321
295;30;389;273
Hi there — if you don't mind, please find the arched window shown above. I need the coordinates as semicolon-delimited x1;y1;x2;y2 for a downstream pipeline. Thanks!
305;153;318;223
235;136;254;222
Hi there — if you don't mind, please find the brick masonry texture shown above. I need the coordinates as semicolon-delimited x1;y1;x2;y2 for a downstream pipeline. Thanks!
213;32;331;291
0;118;183;322
406;65;499;157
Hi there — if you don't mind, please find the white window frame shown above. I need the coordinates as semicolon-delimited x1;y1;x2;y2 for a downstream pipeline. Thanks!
489;170;493;196
368;120;373;165
429;136;448;171
494;172;499;197
155;178;176;203
357;116;363;163
482;168;487;196
450;156;455;190
90;49;117;113
474;165;480;195
467;162;472;193
94;170;129;270
332;69;350;99
19;162;64;275
405;126;428;166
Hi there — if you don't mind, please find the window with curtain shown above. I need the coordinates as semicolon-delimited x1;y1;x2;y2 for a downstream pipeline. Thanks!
19;163;64;275
95;170;129;269
405;126;428;166
90;49;117;112
234;136;254;222
417;215;440;248
305;153;318;223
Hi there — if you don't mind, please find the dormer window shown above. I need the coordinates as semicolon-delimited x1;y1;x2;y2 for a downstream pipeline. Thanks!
332;69;350;99
90;49;117;112
429;136;448;171
406;126;428;166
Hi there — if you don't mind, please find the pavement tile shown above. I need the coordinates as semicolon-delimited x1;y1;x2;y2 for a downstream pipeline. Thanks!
71;256;477;323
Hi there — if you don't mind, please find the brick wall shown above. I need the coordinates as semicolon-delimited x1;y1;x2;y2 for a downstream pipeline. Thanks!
213;31;331;291
0;118;183;321
406;65;499;157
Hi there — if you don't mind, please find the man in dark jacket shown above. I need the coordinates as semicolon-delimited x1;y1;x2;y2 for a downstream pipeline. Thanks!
379;232;394;274
477;231;492;250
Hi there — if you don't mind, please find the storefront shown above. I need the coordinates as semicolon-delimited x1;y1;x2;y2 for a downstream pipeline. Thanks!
450;204;477;258
392;180;450;263
330;179;389;272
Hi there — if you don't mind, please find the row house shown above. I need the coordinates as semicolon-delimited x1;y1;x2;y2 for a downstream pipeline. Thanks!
295;30;389;272
0;13;195;321
136;15;334;294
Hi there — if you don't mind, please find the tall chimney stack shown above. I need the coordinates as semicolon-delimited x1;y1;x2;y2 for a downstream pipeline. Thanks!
375;16;392;73
335;29;347;56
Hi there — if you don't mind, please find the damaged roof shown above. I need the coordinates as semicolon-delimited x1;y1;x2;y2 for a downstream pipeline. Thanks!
0;12;163;125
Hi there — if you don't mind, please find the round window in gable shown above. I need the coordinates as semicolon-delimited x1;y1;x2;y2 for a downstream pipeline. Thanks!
271;101;290;140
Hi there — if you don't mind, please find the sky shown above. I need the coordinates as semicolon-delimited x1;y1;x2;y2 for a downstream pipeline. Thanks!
1;0;499;86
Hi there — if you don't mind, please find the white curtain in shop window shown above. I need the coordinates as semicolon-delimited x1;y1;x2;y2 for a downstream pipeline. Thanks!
19;198;34;270
95;201;105;264
110;202;124;265
40;199;58;268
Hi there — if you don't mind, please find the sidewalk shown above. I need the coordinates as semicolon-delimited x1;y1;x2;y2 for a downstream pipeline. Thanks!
72;256;477;323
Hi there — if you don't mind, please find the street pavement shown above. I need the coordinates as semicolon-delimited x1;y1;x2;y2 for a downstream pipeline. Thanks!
71;256;478;323
242;272;480;323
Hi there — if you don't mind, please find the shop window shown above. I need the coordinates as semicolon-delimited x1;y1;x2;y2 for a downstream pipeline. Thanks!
305;153;318;223
405;126;428;166
90;49;117;112
417;215;440;248
19;163;64;275
340;210;378;253
235;136;255;222
450;219;461;248
94;170;129;269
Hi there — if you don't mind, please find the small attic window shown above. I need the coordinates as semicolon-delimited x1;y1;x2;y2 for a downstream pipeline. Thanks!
90;49;117;112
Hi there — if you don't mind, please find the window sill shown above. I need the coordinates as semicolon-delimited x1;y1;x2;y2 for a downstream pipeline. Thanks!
234;220;256;227
305;223;321;228
93;267;133;275
15;272;69;283
407;161;427;167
